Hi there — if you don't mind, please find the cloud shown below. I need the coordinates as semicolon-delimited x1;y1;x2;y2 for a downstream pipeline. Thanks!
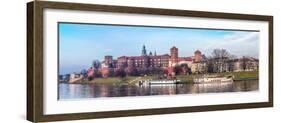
202;31;259;58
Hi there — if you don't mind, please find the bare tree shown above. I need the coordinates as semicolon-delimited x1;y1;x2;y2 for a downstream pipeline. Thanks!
211;49;231;73
227;55;236;72
180;63;189;75
206;56;215;73
173;65;182;75
92;60;101;69
240;56;251;71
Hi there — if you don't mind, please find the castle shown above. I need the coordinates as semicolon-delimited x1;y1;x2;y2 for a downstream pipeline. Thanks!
100;45;207;77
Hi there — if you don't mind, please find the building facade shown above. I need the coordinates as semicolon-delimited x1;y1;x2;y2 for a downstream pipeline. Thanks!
98;45;208;76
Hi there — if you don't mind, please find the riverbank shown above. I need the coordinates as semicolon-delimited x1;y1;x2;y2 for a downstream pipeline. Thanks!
69;71;258;84
74;76;150;85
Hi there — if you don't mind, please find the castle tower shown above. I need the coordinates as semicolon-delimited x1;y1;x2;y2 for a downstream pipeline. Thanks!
104;55;113;65
141;45;147;56
194;50;202;62
170;46;178;64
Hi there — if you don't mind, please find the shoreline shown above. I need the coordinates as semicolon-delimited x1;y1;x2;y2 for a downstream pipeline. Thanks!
61;71;258;84
60;78;259;85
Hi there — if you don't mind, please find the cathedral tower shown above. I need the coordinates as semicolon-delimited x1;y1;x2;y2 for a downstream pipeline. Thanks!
141;45;147;56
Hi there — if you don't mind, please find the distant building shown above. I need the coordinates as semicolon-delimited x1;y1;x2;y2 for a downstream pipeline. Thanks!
207;56;259;73
59;74;70;82
191;62;207;74
104;55;113;65
116;54;170;69
190;50;207;73
231;57;259;72
101;67;110;77
69;73;83;83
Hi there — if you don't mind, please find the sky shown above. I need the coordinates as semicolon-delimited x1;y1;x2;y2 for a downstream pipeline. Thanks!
59;23;259;75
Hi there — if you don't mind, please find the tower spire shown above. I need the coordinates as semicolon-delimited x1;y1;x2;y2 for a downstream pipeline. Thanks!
149;51;152;56
141;44;147;56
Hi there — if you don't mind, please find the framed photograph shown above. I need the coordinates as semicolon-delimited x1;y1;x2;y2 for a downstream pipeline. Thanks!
27;1;273;122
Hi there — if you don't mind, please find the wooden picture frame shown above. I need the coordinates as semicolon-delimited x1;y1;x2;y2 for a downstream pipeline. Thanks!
27;1;273;122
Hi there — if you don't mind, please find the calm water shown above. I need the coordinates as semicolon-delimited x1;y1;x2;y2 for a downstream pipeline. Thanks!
58;80;258;100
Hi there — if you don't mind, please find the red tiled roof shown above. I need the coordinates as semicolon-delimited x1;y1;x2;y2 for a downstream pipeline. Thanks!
118;54;170;60
178;57;192;61
127;56;145;59
117;56;127;59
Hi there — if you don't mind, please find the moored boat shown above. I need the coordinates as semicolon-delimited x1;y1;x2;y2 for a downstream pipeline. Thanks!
149;80;181;84
138;79;181;86
193;75;233;84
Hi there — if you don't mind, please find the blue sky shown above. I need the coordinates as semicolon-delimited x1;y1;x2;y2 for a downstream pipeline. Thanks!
59;23;259;74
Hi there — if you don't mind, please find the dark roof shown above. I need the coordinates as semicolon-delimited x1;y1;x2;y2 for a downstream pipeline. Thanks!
117;54;170;60
194;50;201;54
170;46;178;50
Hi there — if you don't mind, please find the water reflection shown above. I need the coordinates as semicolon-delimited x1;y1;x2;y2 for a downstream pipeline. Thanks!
59;80;258;100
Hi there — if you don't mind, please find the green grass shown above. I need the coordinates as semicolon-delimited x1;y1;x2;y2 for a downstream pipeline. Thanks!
83;77;137;84
167;71;258;83
77;71;258;84
175;75;193;82
199;71;258;79
231;71;258;79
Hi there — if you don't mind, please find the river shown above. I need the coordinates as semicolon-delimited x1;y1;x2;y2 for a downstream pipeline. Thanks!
58;80;258;100
59;80;259;99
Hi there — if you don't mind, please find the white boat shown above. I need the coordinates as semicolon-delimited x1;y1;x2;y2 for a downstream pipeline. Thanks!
149;80;181;84
193;75;233;84
138;79;180;86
